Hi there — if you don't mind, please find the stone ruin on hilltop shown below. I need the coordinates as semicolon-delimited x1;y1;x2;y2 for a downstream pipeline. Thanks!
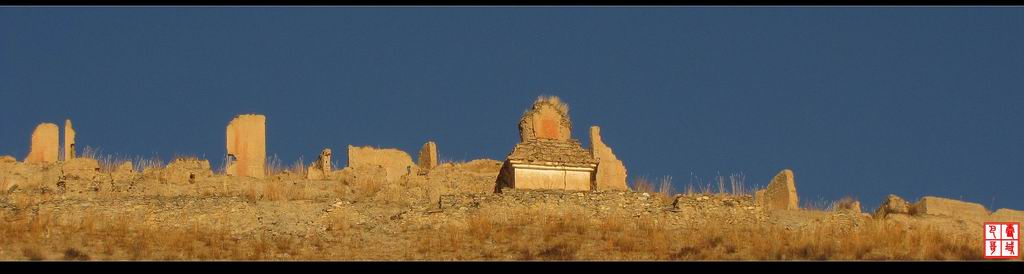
63;119;76;161
306;148;333;180
418;141;438;172
590;126;628;191
754;169;799;210
24;123;59;164
346;145;416;183
22;119;78;164
225;114;266;179
494;96;607;192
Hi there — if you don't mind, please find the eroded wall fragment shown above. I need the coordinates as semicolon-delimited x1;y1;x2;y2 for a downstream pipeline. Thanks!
62;157;101;181
910;196;989;220
225;114;266;178
306;148;332;180
347;145;415;183
755;169;799;210
64;119;75;161
590;126;627;191
152;157;213;184
418;141;438;170
25;123;59;164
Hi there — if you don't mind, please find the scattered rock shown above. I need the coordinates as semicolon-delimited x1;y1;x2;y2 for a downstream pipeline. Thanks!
874;194;911;218
306;148;332;180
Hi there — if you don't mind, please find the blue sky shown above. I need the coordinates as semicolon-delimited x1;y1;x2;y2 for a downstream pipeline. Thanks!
1;7;1022;210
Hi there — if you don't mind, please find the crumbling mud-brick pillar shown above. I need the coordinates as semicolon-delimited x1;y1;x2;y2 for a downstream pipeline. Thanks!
25;123;59;163
306;148;332;180
418;141;438;170
63;119;76;161
590;126;628;191
225;114;266;178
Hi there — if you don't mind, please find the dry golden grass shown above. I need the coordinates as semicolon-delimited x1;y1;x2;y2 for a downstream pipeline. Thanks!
240;181;308;202
262;182;286;201
0;195;987;261
264;154;284;177
533;95;569;114
831;196;861;211
264;155;308;177
288;157;306;175
632;176;674;203
133;157;165;173
0;157;989;261
81;147;163;174
0;176;10;196
636;173;750;204
802;197;833;211
81;146;165;173
681;173;749;196
436;205;983;261
350;176;384;201
0;210;336;261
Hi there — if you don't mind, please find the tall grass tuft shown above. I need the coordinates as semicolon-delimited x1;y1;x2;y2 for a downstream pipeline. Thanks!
685;172;748;196
133;155;164;173
78;146;160;173
265;154;283;176
288;156;306;175
632;176;675;202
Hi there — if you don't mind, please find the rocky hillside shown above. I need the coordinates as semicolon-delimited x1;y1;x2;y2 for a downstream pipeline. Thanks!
0;156;1018;260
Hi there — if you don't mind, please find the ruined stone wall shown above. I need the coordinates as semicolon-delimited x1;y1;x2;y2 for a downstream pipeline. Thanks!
25;123;59;164
590;126;627;191
111;161;135;181
910;196;988;219
62;157;101;181
225;114;266;179
756;169;799;210
147;158;213;184
347;145;415;183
